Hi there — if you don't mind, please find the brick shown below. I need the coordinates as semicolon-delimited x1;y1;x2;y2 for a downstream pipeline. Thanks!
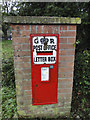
21;31;30;37
67;38;76;43
15;62;31;69
16;25;24;30
21;57;31;62
15;69;30;76
59;56;74;62
22;69;31;74
20;63;31;68
22;44;30;50
11;25;24;31
17;96;24;103
15;72;23;81
58;88;72;94
69;25;76;30
31;25;36;33
58;94;64;103
23;100;32;105
23;81;32;86
58;72;73;78
58;93;72;99
60;25;67;30
22;57;31;62
59;44;75;49
12;30;21;37
59;62;74;67
58;82;73;89
64;94;72;99
59;67;73;73
60;31;76;37
53;25;58;34
16;85;24;96
14;44;21;50
59;38;67;43
14;51;30;57
37;25;42;33
47;25;53;33
24;85;32;90
15;81;24;86
43;25;47;33
64;97;72;103
64;102;72;106
67;50;75;55
59;97;64;104
23;74;31;79
59;50;67;55
13;37;29;44
24;90;32;95
14;57;23;62
58;79;73;83
58;93;64;98
15;69;23;75
23;25;30;30
24;95;32;101
59;50;75;55
14;57;30;63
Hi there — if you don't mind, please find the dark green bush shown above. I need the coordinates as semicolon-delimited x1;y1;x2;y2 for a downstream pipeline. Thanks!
71;50;90;119
2;86;17;119
74;50;90;96
2;57;17;119
2;57;15;87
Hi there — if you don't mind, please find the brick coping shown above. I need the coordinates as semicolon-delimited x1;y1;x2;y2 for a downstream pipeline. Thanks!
3;16;81;24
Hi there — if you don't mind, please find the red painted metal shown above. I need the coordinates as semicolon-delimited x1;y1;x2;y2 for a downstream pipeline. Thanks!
30;34;59;105
37;52;53;55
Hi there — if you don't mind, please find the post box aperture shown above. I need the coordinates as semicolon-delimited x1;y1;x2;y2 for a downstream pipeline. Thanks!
30;34;59;105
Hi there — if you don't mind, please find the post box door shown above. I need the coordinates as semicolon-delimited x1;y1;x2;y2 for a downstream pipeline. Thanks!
30;34;59;105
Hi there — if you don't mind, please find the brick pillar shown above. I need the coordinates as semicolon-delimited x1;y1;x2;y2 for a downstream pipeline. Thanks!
4;16;81;118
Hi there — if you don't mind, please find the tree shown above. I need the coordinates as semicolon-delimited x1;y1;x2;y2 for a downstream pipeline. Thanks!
2;1;17;39
2;2;90;49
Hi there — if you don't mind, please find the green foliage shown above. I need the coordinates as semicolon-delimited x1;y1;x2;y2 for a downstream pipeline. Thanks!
2;40;13;59
2;2;90;49
2;40;16;118
15;2;87;17
2;40;15;87
2;86;17;119
71;50;90;119
77;24;90;50
2;57;15;87
16;2;90;50
74;50;90;95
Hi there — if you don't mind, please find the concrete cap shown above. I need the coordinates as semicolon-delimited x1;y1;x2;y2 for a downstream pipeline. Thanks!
3;16;81;24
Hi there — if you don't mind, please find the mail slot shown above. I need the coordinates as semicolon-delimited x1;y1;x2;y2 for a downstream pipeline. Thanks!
30;34;59;105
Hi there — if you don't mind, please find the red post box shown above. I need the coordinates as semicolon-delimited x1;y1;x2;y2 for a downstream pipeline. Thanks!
30;34;59;105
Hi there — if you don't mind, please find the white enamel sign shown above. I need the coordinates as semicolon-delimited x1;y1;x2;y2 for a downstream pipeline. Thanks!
41;67;49;81
33;36;57;64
